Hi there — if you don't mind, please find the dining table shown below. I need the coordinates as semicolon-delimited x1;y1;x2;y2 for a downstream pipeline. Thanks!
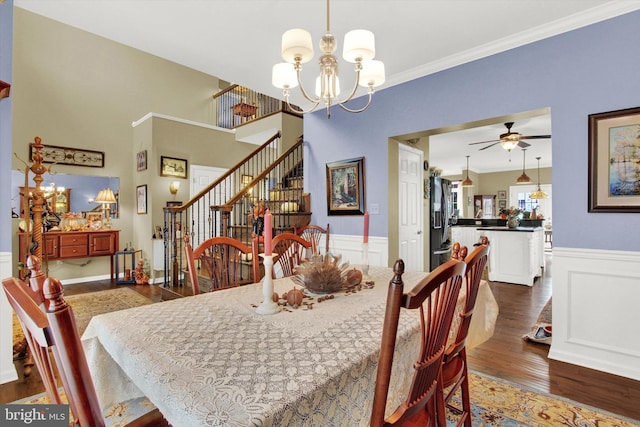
81;265;498;426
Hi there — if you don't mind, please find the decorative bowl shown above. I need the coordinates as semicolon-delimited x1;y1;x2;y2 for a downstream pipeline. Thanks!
293;253;350;295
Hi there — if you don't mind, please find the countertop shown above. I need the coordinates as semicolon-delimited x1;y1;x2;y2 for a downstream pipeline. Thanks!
477;226;541;232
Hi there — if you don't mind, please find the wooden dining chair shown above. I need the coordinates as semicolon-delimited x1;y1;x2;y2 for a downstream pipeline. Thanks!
371;258;466;427
441;242;490;426
2;258;168;427
184;235;259;295
296;223;330;255
271;232;313;277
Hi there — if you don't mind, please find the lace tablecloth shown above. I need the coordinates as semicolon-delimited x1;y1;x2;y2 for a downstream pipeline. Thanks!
82;266;498;427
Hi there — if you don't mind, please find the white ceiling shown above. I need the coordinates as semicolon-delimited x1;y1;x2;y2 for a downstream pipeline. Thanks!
13;0;640;175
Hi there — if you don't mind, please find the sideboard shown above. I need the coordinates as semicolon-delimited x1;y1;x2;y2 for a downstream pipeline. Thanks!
18;230;120;281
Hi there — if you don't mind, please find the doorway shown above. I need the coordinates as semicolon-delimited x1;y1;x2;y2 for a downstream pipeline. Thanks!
397;143;424;272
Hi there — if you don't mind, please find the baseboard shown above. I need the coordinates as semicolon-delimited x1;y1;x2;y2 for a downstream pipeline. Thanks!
549;247;640;381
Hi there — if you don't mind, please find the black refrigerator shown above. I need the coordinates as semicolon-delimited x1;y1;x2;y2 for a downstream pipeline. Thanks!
429;176;453;271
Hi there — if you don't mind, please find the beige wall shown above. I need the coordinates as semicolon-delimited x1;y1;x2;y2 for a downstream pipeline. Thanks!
444;167;551;217
10;9;302;280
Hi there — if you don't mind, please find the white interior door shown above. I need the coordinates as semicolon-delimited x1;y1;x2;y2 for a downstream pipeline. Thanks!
190;165;227;242
398;144;424;272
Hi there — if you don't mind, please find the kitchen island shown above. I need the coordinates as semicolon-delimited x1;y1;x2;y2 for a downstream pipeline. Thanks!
477;226;544;286
451;220;544;286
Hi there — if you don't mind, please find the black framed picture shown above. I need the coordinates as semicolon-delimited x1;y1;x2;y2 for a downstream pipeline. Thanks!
136;184;147;214
160;156;188;179
326;157;365;215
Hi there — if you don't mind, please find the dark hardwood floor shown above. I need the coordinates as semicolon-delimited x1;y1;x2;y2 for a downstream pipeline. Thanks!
2;252;639;423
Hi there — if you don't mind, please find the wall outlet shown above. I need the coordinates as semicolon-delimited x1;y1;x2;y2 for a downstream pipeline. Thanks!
370;203;379;214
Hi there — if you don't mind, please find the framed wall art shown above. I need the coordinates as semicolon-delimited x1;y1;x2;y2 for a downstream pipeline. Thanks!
160;156;188;179
136;184;147;214
30;143;104;168
326;157;365;215
588;106;640;212
498;190;507;199
136;150;147;172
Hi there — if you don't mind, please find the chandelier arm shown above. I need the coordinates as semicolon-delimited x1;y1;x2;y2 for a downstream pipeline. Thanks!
332;62;362;105
295;64;321;104
337;90;373;113
284;95;320;114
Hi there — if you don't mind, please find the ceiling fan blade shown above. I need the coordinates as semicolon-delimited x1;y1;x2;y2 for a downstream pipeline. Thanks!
520;134;551;140
478;141;501;151
517;141;531;149
469;139;500;146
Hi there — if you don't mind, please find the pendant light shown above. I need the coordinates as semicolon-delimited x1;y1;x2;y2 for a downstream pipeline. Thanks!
516;149;531;184
530;156;548;199
461;155;473;187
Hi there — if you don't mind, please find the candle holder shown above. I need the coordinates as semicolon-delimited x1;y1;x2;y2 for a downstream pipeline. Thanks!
256;254;280;315
361;242;370;280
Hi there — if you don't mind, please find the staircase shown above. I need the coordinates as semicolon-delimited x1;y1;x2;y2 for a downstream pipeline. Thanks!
162;132;309;287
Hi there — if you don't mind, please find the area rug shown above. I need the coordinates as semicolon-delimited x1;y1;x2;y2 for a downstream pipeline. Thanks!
13;371;638;426
445;371;638;426
522;297;552;345
13;287;153;348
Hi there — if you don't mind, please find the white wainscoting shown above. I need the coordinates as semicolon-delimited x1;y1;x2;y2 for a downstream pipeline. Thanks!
329;235;389;268
549;247;640;381
0;251;18;384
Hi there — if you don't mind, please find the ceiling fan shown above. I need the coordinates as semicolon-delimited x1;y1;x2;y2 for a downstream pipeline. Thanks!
469;122;551;152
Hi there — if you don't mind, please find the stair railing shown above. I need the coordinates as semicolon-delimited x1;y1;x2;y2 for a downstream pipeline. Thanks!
162;134;308;288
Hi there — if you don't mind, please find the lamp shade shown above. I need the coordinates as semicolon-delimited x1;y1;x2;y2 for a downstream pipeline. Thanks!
272;63;299;89
342;29;375;63
500;140;518;151
281;29;314;63
358;60;385;87
95;188;117;204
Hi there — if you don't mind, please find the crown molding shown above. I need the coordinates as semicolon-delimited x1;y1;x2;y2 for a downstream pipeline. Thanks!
384;2;640;89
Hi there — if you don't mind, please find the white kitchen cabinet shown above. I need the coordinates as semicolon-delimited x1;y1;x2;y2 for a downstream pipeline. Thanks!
480;227;544;286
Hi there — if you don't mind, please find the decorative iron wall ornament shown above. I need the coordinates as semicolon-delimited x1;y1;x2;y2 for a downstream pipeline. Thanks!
29;143;105;168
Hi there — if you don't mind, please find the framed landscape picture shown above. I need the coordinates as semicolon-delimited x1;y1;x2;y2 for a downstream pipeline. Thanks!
160;156;188;179
326;157;365;215
588;106;640;212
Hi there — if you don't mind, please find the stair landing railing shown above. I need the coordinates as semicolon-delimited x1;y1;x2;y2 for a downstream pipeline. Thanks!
213;84;301;129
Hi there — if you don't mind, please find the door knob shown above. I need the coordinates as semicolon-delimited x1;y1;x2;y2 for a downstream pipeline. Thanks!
417;230;422;235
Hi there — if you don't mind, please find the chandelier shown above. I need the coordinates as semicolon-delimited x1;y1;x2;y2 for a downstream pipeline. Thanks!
271;0;385;118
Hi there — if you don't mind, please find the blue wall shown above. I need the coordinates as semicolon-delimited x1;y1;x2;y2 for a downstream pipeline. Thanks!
305;10;640;252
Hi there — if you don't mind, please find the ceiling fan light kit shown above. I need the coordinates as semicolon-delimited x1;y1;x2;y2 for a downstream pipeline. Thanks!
469;121;551;152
